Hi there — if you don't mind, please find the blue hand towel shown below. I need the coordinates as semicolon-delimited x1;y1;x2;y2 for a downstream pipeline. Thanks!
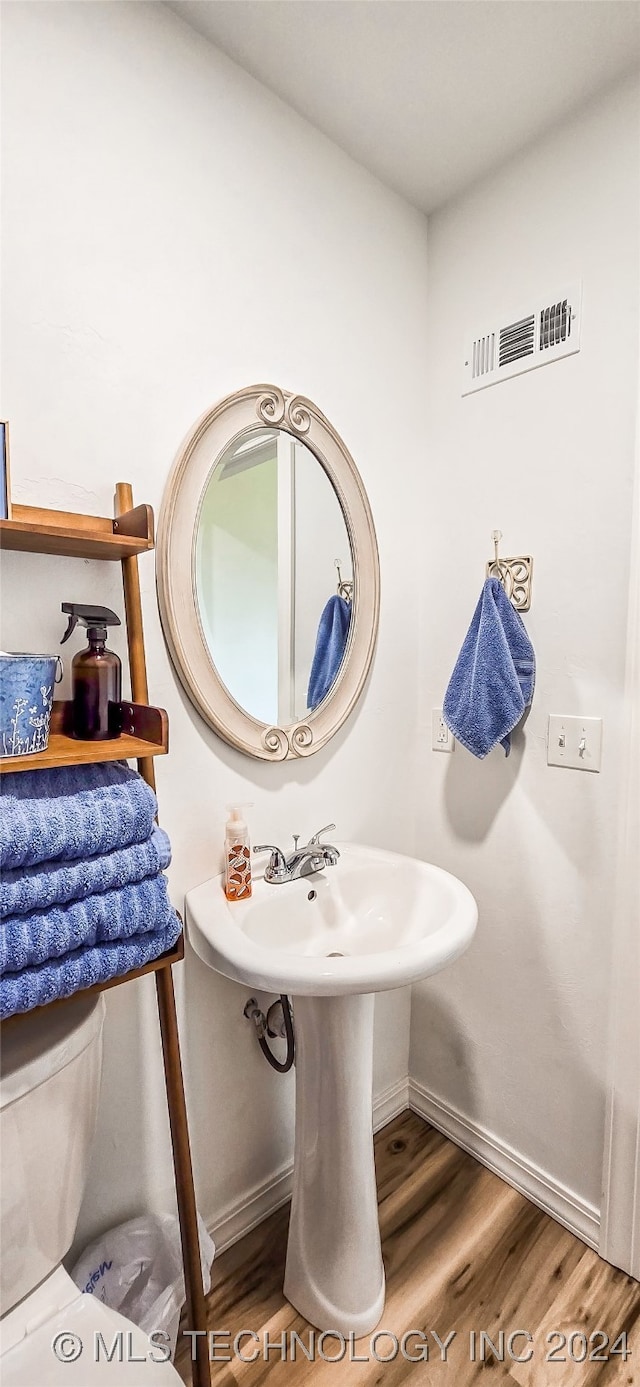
0;874;175;973
0;916;182;1019
443;577;535;758
0;826;171;919
307;595;351;711
0;763;157;870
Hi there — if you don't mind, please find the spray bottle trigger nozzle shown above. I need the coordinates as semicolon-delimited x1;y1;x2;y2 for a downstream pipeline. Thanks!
60;603;121;645
60;613;78;646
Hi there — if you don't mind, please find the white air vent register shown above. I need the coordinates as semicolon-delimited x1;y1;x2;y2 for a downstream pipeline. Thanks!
463;282;581;395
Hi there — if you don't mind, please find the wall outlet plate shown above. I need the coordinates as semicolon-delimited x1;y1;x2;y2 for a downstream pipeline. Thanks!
547;714;602;772
432;709;454;753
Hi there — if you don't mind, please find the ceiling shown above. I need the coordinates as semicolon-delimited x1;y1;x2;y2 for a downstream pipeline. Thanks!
166;0;640;213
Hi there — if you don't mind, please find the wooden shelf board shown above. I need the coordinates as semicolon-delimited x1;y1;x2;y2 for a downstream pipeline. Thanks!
0;502;154;560
0;700;168;773
0;935;185;1026
0;730;167;773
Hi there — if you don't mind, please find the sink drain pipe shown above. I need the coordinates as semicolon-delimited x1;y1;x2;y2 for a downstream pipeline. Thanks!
243;995;295;1073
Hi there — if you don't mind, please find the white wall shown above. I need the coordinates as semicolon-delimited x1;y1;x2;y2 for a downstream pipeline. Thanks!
601;355;640;1274
411;73;640;1223
0;1;428;1249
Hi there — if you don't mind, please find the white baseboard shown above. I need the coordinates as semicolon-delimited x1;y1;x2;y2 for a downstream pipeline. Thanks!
409;1077;599;1250
373;1075;410;1133
210;1075;410;1254
211;1160;293;1256
210;1075;599;1258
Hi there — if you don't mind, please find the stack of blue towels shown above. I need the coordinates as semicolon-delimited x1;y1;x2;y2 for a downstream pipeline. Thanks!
0;763;182;1018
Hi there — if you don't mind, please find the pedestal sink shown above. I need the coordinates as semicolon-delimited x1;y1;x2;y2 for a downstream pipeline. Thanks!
186;843;477;1337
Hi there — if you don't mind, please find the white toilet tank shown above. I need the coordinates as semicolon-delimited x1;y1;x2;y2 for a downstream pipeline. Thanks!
0;994;105;1316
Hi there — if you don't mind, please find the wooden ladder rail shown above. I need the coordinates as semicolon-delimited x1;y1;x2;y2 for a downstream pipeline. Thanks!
115;483;210;1387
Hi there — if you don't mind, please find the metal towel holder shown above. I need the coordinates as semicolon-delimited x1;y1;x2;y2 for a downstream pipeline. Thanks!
335;558;353;604
486;530;533;611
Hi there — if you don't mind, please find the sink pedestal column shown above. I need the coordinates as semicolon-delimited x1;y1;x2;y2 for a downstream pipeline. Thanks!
284;993;385;1337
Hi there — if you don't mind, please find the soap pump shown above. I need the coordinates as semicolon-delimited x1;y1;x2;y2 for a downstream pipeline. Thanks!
60;603;122;741
224;804;253;901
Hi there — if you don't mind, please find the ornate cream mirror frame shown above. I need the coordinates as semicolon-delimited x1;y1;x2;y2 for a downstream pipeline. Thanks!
157;384;380;761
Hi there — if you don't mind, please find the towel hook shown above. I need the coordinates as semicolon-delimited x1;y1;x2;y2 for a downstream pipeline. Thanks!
486;531;533;612
335;558;353;603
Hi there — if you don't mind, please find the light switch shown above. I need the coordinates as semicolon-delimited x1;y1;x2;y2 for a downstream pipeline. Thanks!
547;715;602;772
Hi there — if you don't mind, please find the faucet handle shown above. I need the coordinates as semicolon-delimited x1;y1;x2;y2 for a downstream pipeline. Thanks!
308;822;337;846
253;844;287;873
253;844;289;883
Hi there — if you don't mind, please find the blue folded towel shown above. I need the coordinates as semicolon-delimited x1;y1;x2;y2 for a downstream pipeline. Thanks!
443;577;535;758
0;826;170;919
307;595;351;711
0;916;182;1019
0;763;157;870
0;875;176;973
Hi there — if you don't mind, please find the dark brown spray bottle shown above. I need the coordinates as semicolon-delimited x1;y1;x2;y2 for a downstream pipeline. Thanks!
60;604;122;740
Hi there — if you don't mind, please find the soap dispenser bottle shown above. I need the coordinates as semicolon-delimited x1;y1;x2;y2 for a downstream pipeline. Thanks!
224;805;252;901
60;603;122;740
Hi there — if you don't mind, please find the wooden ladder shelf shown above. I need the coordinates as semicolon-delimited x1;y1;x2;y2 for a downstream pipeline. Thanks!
0;484;210;1387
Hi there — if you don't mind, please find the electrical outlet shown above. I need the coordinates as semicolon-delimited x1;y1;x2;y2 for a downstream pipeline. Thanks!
547;715;603;772
432;709;454;753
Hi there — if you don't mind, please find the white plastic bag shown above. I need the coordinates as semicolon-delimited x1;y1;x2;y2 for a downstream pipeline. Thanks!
71;1212;215;1359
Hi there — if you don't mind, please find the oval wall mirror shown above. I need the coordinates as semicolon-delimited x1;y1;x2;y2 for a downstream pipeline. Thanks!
157;385;380;760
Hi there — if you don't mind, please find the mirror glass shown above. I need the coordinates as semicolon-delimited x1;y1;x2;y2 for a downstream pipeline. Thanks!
195;428;353;727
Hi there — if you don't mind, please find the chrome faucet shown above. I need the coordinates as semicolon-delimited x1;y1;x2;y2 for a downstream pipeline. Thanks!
254;824;341;885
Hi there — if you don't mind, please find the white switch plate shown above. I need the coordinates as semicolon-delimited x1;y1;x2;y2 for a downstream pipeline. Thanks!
547;714;602;772
432;709;454;753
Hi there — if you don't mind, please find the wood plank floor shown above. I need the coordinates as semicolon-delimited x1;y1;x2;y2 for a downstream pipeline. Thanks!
176;1112;640;1387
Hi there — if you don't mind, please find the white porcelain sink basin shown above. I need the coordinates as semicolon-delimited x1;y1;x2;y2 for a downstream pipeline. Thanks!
186;843;477;995
186;843;477;1340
